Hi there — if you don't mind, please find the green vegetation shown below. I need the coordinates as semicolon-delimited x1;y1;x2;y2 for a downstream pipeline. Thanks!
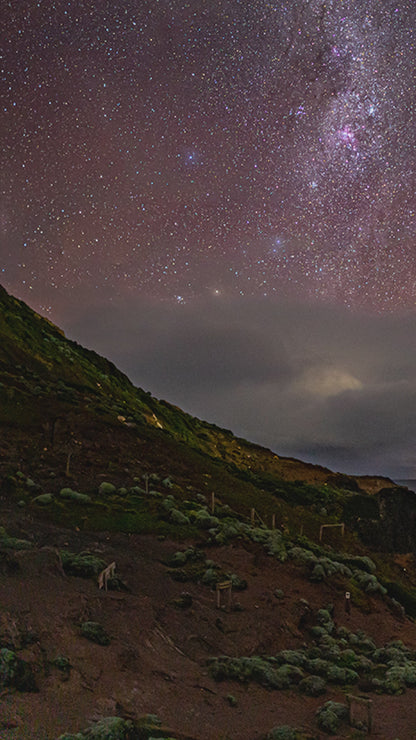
267;727;304;740
0;525;32;550
0;647;37;692
80;621;111;646
209;615;416;698
316;701;349;734
61;551;106;578
57;716;135;739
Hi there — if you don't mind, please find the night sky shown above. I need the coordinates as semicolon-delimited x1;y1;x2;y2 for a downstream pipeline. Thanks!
2;1;416;479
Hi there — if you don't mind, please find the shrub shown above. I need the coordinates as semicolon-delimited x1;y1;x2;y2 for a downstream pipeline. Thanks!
338;554;376;573
53;656;71;672
58;716;135;739
304;658;331;676
372;643;411;665
310;563;326;581
264;531;287;561
59;489;91;503
230;573;248;590
61;551;106;577
98;482;116;495
276;650;306;668
168;546;205;567
25;478;39;490
194;510;220;529
338;649;359;668
298;675;326;696
169;508;190;525
275;664;304;685
208;656;302;690
316;609;335;634
129;485;146;495
33;493;54;505
0;648;37;692
354;572;387;595
317;635;341;662
0;526;31;550
201;567;218;586
326;665;359;684
347;630;376;653
267;727;299;740
288;547;317;566
80;621;111;646
161;497;175;511
316;701;348;733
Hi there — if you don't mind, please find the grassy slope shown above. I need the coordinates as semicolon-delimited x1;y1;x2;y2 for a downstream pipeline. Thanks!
0;285;393;491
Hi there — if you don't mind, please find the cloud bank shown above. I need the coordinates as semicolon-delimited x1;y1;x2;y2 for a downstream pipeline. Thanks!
64;297;416;479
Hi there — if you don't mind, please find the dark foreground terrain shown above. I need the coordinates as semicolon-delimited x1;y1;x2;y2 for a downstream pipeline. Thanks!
2;284;416;739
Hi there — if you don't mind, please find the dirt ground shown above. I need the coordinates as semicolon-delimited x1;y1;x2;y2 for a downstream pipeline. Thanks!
2;506;416;740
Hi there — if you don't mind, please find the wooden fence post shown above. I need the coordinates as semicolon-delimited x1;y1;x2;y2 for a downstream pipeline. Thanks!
347;695;373;734
319;523;345;542
216;580;232;609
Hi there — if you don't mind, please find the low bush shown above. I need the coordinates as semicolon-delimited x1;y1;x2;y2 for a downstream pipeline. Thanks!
59;489;91;504
276;650;306;668
169;508;190;525
326;665;358;684
208;656;304;691
298;675;326;696
98;482;117;495
0;647;37;692
80;621;111;646
33;493;54;505
61;551;106;577
267;727;300;740
172;546;205;566
0;526;31;550
316;701;348;733
57;716;136;739
353;571;387;595
193;510;220;529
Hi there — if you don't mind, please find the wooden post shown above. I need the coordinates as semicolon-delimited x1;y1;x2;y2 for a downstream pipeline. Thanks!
250;508;266;528
347;695;373;734
319;523;345;542
271;514;276;529
211;491;215;513
98;562;116;591
216;580;232;609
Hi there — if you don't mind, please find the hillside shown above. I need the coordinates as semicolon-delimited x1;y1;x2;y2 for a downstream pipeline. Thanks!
1;284;416;739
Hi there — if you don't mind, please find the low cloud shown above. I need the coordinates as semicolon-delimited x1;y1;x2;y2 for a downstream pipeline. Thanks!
64;296;416;479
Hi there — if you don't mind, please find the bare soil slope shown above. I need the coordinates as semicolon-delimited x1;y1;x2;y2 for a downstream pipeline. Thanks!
2;506;416;740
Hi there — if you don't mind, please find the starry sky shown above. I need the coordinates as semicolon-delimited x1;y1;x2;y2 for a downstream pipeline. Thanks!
2;0;416;479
